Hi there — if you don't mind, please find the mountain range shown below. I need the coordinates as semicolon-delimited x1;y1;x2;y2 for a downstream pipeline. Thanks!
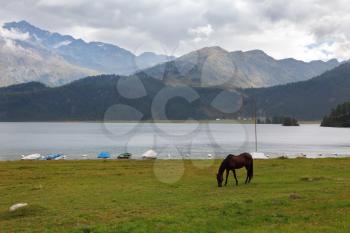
0;20;342;89
1;20;349;121
141;46;340;89
0;20;174;87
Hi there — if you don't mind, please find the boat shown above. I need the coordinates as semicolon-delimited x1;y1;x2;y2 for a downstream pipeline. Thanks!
54;155;66;160
251;152;269;159
117;152;132;159
142;149;157;159
97;152;111;159
43;154;64;160
20;154;41;160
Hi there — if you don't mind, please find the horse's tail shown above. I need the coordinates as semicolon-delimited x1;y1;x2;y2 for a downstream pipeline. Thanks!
249;159;254;179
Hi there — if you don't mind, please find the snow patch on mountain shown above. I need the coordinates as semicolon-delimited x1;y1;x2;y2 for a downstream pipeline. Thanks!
53;40;73;48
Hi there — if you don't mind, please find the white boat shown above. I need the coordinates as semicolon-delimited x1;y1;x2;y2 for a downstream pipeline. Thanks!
54;155;66;160
251;152;269;159
21;154;41;160
142;149;157;159
295;153;307;158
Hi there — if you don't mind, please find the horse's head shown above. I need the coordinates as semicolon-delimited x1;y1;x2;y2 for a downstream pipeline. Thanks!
216;173;223;187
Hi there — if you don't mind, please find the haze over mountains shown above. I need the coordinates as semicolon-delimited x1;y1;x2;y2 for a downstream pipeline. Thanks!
0;20;174;87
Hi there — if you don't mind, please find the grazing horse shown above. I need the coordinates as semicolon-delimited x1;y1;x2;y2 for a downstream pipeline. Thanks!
216;153;253;187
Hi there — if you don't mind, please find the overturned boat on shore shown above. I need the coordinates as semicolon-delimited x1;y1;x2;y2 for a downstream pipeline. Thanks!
117;152;132;159
20;154;41;160
97;152;111;159
142;149;157;159
251;152;269;159
43;154;65;160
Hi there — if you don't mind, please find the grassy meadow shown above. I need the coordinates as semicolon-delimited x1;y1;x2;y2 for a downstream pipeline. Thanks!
0;158;349;233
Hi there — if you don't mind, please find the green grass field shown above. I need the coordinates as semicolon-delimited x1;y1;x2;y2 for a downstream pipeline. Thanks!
0;158;349;233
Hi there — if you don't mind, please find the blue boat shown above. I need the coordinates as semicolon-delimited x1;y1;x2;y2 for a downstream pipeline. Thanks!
44;154;63;160
97;152;111;159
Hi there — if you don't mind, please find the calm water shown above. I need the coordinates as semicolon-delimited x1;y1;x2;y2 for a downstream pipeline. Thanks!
0;122;349;160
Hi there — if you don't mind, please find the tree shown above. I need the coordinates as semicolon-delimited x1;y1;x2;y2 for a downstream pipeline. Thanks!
282;117;299;126
321;101;350;127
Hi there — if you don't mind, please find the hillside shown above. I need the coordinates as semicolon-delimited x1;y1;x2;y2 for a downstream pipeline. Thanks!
1;58;349;121
0;74;240;121
242;63;350;120
141;46;340;89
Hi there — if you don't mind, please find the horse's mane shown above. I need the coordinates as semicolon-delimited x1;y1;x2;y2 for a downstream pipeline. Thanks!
218;154;234;174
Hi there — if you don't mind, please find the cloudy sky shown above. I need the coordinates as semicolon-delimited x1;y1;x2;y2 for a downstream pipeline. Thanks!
1;0;350;61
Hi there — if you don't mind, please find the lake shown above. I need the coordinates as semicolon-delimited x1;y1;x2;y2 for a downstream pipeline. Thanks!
0;122;349;160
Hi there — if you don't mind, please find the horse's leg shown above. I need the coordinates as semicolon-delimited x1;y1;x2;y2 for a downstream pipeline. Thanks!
245;166;249;184
248;162;253;183
233;169;238;186
248;166;252;183
224;169;229;186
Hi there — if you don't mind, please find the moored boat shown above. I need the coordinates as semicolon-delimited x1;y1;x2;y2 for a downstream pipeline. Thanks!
142;149;157;159
251;152;269;159
43;154;64;160
97;152;111;159
117;152;132;159
20;154;41;160
54;155;66;160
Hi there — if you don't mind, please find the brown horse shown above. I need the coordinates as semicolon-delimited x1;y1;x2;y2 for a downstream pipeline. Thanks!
216;153;253;187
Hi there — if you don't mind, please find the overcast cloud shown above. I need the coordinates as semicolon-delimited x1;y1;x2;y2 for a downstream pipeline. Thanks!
1;0;350;61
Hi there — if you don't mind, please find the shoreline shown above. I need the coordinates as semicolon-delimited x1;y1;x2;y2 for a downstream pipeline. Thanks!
1;154;349;162
0;120;322;124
